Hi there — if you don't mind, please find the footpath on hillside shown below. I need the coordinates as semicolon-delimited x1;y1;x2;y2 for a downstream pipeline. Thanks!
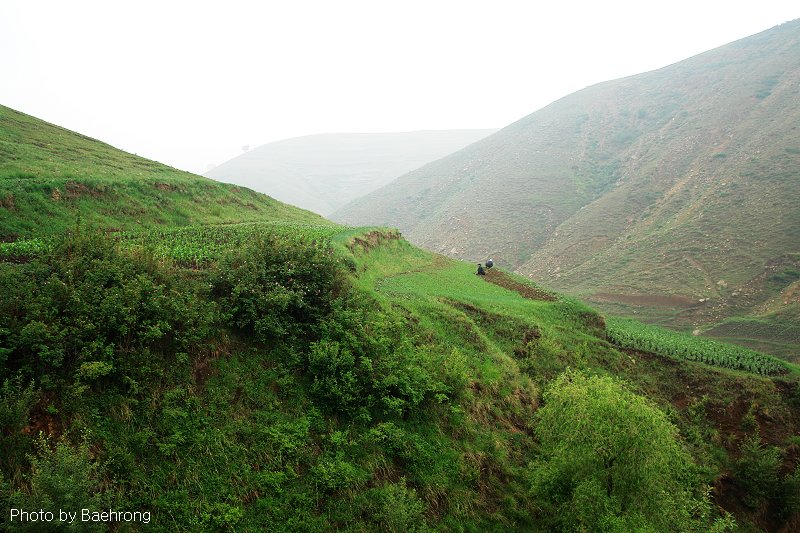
482;268;557;302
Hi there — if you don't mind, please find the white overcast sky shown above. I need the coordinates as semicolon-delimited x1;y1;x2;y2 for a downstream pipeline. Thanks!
1;1;798;174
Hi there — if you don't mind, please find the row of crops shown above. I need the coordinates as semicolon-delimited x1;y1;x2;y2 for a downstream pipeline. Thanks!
119;222;342;266
607;317;790;376
0;222;342;267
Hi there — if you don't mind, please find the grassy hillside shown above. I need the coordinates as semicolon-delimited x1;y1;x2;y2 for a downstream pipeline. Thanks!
331;20;800;358
1;104;798;531
2;225;798;531
0;105;328;239
205;130;496;216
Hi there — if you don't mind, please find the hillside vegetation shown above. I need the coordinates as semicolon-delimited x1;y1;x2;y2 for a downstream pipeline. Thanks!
0;105;327;240
1;106;799;532
205;130;496;216
2;224;799;532
331;20;800;359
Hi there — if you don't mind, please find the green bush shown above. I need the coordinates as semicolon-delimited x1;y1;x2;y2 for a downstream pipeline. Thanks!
0;230;215;393
6;435;115;532
355;479;428;532
529;370;734;532
0;378;37;475
308;340;366;415
735;430;782;508
212;234;340;345
308;300;439;418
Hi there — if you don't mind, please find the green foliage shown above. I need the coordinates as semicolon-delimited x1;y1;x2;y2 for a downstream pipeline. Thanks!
0;379;37;476
354;479;429;532
0;218;795;530
529;370;733;532
212;233;340;344
121;222;341;267
6;435;114;532
777;466;800;520
307;299;441;418
607;317;789;375
0;238;51;260
735;430;782;508
0;229;216;392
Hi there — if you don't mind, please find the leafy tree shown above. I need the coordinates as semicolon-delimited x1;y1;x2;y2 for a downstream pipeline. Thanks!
530;370;734;532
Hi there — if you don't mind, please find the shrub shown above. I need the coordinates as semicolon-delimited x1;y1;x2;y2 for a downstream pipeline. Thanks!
212;234;340;345
6;435;115;532
0;378;37;475
356;479;428;532
0;230;215;393
530;370;734;532
735;430;782;508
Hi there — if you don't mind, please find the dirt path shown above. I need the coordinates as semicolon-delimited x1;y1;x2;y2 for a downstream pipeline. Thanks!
482;269;557;301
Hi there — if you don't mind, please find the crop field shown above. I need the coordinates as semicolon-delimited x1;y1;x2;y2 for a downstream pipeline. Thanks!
120;222;342;266
0;221;342;266
607;317;792;376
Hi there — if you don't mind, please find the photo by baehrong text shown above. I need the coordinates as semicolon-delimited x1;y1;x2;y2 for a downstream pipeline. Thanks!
9;508;152;525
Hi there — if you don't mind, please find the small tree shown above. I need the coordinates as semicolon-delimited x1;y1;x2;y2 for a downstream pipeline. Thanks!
530;370;734;532
735;429;781;508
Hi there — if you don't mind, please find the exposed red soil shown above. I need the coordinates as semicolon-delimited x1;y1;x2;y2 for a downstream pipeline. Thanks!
65;181;103;199
590;292;698;308
0;193;15;210
483;268;557;302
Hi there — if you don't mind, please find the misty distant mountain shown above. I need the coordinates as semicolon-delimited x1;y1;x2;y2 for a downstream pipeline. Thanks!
204;130;496;215
331;20;800;359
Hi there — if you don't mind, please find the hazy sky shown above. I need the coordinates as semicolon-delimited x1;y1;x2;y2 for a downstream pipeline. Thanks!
1;1;798;174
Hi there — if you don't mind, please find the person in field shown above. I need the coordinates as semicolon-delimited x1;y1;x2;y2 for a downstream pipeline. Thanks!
477;263;486;275
486;258;494;269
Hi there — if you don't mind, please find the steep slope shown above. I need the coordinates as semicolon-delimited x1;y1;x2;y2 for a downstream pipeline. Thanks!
0;105;328;239
204;130;496;215
331;20;800;352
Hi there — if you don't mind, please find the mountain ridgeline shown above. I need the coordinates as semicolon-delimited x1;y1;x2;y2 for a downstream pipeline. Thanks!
331;20;800;358
204;130;496;216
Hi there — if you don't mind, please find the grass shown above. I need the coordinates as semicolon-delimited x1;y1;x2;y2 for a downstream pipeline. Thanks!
0;104;329;239
3;224;799;531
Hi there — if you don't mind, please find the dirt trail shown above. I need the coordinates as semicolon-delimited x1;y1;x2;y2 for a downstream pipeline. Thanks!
482;269;557;301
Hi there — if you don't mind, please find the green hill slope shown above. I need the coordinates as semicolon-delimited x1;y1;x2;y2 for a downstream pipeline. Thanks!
2;225;798;531
1;96;798;531
0;105;328;239
204;130;496;216
331;20;800;357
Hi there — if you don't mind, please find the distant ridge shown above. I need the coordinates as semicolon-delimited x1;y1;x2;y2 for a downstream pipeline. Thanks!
331;20;800;358
204;129;496;215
